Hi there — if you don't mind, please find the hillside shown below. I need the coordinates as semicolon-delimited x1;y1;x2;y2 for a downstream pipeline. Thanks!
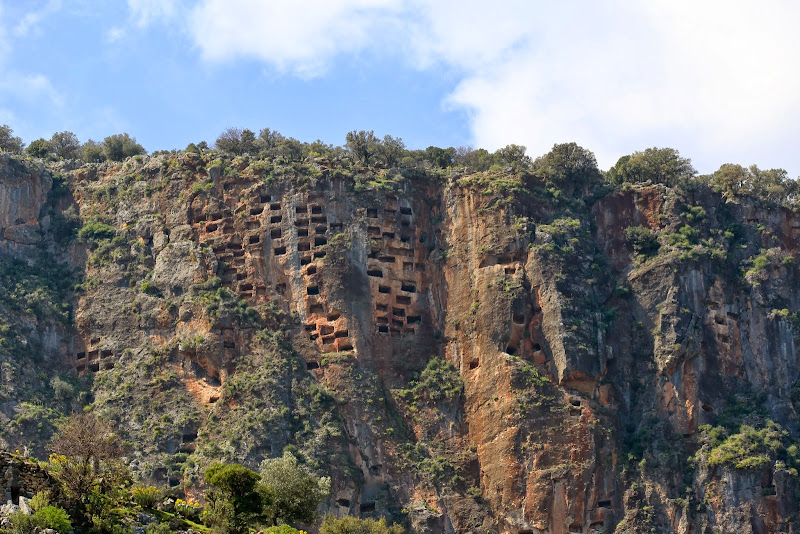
1;146;799;533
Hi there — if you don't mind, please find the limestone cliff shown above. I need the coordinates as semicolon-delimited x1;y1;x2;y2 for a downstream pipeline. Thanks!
1;151;799;533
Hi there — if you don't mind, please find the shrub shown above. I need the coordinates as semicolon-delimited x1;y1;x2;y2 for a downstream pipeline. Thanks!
263;526;305;534
320;514;404;534
29;490;52;512
51;376;75;401
141;281;161;296
78;221;116;241
132;485;162;508
705;422;785;470
5;506;73;533
33;505;73;532
174;497;202;521
625;225;660;257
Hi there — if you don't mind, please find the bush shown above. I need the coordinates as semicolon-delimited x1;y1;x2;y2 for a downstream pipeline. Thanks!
132;486;162;508
33;505;73;532
51;376;75;401
263;526;305;534
174;498;202;521
141;281;161;296
705;422;785;470
625;225;660;257
320;514;404;534
78;221;116;242
5;506;73;533
29;490;52;512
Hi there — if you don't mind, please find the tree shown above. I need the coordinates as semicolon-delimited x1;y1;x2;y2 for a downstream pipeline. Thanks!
424;145;455;168
0;124;24;153
48;413;132;528
607;147;695;186
532;142;602;193
80;139;106;162
494;144;531;170
49;131;81;159
704;163;748;198
204;463;272;534
377;135;406;167
320;515;404;534
274;137;304;163
256;127;285;156
704;163;799;205
102;132;145;161
215;127;256;155
345;130;379;165
260;450;330;526
306;139;334;158
453;146;494;171
26;138;51;159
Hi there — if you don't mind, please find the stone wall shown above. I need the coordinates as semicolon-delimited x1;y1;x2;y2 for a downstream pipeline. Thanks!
0;450;51;504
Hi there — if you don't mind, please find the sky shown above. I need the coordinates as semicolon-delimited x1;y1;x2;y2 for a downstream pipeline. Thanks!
1;0;799;175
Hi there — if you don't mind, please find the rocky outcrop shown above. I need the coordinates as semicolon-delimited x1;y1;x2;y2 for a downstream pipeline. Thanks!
1;154;799;533
0;450;51;504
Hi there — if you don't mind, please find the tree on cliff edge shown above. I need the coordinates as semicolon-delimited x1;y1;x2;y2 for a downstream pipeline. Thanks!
102;132;146;161
0;124;25;153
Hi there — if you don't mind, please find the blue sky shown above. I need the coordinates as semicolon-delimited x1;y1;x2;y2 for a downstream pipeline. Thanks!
2;0;800;176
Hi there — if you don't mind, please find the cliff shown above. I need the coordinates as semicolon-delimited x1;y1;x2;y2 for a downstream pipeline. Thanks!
0;151;798;533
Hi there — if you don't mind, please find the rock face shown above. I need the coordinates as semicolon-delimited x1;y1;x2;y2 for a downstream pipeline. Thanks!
0;450;51;504
1;153;799;533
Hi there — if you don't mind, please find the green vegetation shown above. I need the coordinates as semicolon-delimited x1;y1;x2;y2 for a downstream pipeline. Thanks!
204;462;269;533
608;147;696;186
395;357;463;404
3;505;72;533
693;394;800;474
532;142;602;194
0;124;24;153
191;277;261;325
320;514;404;534
625;225;660;258
703;163;799;205
260;451;331;526
101;132;147;161
78;220;116;242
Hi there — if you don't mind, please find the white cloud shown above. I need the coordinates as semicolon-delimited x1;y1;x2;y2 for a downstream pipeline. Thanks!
127;0;182;27
431;0;800;171
141;0;800;172
0;1;63;117
187;0;404;77
12;0;62;38
0;71;64;109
